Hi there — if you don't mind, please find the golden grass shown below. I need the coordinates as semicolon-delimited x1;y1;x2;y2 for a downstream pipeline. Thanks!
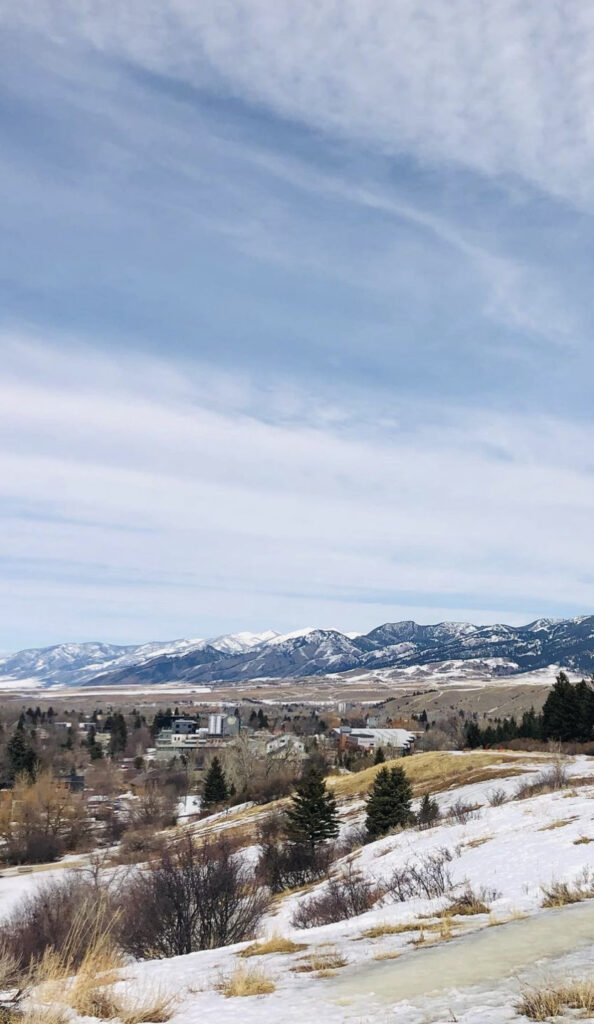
541;869;594;909
464;835;492;849
411;919;454;946
328;751;538;800
517;979;594;1020
19;1009;69;1024
217;964;276;998
488;909;528;927
117;990;177;1024
443;894;490;917
537;816;578;831
373;950;401;961
361;921;423;939
574;835;594;845
240;934;306;957
291;949;348;974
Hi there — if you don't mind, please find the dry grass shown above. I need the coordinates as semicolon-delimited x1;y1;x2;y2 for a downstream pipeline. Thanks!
463;836;492;849
291;949;348;974
573;835;594;845
18;1009;70;1024
217;964;276;998
443;891;490;917
328;751;537;800
361;921;423;939
240;934;306;957
488;909;528;927
117;990;177;1024
411;919;454;945
373;950;401;961
537;816;578;831
541;869;594;908
517;979;594;1020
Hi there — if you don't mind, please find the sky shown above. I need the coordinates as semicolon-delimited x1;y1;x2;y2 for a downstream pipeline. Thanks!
1;1;594;650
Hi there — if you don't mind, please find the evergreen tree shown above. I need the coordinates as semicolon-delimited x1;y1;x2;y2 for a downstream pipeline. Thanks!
285;767;339;852
417;792;440;829
542;673;579;741
107;713;128;756
374;746;385;765
365;764;412;839
7;727;37;781
202;756;229;808
464;721;482;748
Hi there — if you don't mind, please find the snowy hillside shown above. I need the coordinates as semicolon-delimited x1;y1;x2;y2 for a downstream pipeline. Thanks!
7;751;594;1024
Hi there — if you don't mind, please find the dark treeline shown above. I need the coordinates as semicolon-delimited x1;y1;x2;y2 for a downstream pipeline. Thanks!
464;672;594;748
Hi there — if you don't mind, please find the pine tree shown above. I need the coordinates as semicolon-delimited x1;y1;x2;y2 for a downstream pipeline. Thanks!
374;746;385;765
285;767;339;852
202;756;229;808
417;792;440;829
365;764;412;839
7;728;37;781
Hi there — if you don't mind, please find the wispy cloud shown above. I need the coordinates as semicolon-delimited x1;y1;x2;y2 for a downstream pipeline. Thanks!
8;1;594;208
1;336;592;646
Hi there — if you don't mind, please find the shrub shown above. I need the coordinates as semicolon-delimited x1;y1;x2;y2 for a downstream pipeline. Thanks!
514;762;569;800
383;849;454;901
487;787;507;806
1;873;118;970
118;836;271;957
291;862;382;929
447;799;480;824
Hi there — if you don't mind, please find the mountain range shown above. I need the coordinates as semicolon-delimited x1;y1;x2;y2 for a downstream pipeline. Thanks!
1;616;593;689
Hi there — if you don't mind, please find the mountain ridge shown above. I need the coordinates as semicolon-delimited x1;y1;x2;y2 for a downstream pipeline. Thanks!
1;616;593;689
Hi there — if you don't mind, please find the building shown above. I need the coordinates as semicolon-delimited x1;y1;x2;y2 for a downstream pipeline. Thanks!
332;726;415;755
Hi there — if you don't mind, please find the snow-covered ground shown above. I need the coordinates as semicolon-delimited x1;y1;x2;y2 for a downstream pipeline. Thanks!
9;754;594;1023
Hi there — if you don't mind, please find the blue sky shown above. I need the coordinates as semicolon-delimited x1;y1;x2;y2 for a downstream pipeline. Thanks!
1;1;593;649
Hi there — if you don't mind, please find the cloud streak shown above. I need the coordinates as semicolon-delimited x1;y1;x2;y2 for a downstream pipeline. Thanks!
1;336;592;646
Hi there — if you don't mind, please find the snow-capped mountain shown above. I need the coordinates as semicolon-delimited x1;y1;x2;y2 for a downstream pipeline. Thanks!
1;616;592;689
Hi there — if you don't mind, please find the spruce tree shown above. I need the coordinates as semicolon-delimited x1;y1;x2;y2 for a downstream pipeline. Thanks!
202;756;229;808
417;792;440;829
365;764;412;839
285;767;339;852
374;746;385;765
7;728;37;781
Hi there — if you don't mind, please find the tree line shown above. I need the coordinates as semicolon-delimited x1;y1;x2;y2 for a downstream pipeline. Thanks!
464;672;594;748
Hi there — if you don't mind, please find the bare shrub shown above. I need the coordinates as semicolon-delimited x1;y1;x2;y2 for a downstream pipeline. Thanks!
118;836;270;957
1;873;118;970
515;762;569;801
291;862;382;929
383;848;454;902
487;787;507;807
447;799;480;824
114;826;166;864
